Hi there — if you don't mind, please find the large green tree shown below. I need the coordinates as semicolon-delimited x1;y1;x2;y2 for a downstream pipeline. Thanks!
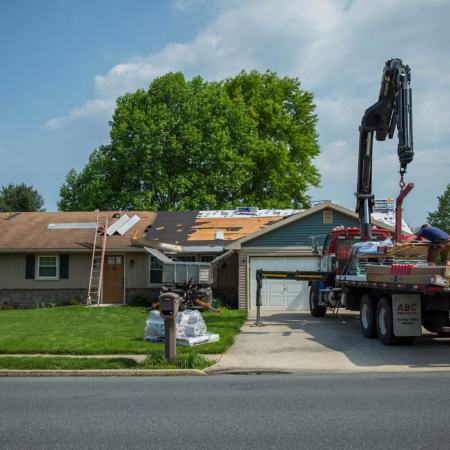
0;183;45;212
427;184;450;233
224;71;320;207
58;71;320;211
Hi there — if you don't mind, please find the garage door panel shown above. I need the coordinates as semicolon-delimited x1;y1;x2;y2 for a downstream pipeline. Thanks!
250;256;318;310
264;294;284;307
286;282;305;293
268;283;284;294
286;294;303;310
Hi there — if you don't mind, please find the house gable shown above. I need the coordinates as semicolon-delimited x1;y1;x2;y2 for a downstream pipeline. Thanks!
242;209;360;248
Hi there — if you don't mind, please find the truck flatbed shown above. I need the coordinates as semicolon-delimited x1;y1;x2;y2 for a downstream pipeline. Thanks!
336;274;450;294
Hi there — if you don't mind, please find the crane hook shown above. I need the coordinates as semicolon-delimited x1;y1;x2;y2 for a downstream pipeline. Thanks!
399;167;406;190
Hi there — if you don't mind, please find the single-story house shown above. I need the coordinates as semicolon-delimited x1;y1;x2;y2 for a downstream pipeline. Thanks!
0;208;287;307
0;203;395;309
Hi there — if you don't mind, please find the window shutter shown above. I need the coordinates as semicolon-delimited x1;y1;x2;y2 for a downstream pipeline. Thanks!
25;255;35;279
60;255;69;279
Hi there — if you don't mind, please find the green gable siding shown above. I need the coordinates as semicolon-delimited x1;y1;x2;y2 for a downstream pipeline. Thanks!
243;210;360;248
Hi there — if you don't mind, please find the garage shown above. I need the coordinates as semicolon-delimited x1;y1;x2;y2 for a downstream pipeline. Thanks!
225;202;393;310
249;256;319;310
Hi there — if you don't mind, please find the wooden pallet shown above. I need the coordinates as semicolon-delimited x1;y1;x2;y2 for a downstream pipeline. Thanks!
356;242;429;260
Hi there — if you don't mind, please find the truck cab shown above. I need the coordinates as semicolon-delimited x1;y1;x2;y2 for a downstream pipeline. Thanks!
318;226;391;274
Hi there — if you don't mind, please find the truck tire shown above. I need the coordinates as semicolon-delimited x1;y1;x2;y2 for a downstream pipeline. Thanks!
422;310;450;335
360;295;377;338
309;288;327;318
376;297;397;345
376;297;415;345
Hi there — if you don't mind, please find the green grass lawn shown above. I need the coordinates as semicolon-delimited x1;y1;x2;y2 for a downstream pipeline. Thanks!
0;306;246;355
0;352;213;370
0;356;138;370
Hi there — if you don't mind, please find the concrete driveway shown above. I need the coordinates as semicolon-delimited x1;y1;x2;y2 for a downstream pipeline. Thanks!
207;311;450;374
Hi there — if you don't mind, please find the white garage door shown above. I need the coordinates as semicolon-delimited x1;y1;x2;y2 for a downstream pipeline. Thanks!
250;256;319;310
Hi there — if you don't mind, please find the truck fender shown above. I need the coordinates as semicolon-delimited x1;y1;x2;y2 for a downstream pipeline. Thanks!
311;280;328;297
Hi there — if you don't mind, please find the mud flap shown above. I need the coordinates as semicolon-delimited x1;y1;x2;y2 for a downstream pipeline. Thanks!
392;294;422;337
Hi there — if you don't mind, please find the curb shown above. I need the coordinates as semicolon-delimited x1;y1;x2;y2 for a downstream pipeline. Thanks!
205;366;450;375
0;369;207;377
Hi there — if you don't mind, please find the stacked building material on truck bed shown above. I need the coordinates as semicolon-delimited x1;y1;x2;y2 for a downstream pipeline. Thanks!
356;242;429;260
366;264;450;287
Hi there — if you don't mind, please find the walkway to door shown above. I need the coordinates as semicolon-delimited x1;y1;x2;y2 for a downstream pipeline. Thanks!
207;311;450;374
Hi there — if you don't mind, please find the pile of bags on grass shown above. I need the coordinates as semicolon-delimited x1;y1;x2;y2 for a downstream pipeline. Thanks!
144;309;219;346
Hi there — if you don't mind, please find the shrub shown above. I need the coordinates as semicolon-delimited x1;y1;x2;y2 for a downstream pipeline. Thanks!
68;298;82;306
128;294;152;307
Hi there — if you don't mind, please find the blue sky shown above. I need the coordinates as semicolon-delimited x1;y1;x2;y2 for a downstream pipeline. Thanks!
1;0;449;227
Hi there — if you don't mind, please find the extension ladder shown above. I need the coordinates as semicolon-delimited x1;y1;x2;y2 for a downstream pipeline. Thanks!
87;214;108;305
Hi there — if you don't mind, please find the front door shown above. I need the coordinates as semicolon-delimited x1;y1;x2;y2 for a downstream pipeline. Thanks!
103;255;124;303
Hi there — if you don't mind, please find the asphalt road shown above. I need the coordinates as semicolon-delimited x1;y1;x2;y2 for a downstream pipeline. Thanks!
1;373;449;450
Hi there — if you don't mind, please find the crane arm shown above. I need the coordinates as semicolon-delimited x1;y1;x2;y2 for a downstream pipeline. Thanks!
356;58;413;238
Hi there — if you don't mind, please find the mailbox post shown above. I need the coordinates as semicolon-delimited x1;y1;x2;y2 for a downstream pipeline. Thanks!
159;292;181;360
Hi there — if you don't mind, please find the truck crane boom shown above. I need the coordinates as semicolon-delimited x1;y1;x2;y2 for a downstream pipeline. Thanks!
356;58;413;238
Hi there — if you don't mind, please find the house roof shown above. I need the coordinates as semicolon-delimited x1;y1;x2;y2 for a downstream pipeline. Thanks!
225;202;396;250
0;211;156;251
0;203;397;253
142;211;284;248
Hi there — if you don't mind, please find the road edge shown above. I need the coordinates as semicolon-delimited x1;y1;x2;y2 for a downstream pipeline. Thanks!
0;369;207;377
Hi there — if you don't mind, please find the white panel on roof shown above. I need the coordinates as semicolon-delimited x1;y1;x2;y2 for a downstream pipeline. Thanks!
117;214;141;235
106;214;130;236
196;209;301;218
47;223;97;230
143;247;173;263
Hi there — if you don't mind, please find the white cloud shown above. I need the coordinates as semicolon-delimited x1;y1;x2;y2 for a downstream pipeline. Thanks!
45;99;115;129
44;0;450;223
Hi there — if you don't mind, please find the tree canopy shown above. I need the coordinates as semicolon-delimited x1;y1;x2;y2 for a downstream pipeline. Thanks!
427;184;450;233
0;183;45;212
58;71;320;211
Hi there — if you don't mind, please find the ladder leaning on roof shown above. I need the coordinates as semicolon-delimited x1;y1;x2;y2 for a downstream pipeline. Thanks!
86;213;108;306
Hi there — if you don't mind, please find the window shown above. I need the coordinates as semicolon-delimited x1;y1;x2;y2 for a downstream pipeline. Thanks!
323;209;333;224
149;256;163;284
200;255;215;263
107;256;122;265
37;256;58;279
173;255;197;262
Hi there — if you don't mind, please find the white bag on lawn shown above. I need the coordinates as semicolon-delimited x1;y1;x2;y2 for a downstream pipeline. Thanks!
144;308;218;345
144;310;165;338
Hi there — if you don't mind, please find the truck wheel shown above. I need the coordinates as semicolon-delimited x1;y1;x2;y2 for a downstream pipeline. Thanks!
422;310;450;335
376;297;397;345
360;295;377;338
309;288;326;318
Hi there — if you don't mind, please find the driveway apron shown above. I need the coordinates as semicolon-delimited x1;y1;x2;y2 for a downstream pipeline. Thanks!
207;311;450;374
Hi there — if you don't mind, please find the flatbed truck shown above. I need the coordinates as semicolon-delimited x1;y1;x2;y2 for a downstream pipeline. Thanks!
256;58;450;344
256;226;450;345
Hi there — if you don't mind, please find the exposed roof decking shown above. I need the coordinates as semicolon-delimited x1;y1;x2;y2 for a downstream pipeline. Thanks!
143;211;284;247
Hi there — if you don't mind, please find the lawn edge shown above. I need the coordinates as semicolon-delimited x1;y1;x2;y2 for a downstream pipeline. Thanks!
0;369;207;377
